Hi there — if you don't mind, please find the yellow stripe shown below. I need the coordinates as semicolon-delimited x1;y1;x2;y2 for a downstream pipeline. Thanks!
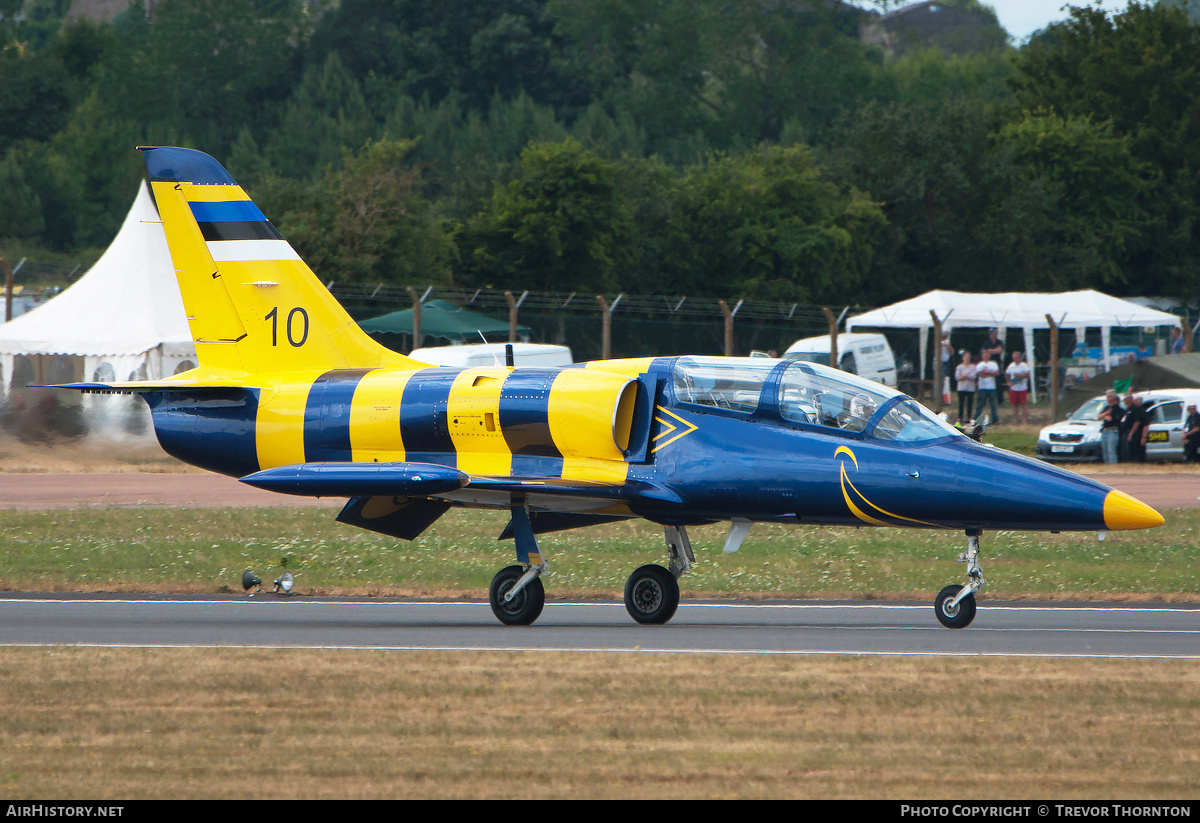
548;369;633;483
255;379;314;469
181;184;252;203
584;357;656;378
448;368;512;477
349;369;411;463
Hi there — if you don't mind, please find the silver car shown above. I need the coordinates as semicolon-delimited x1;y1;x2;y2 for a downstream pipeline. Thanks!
1038;389;1200;462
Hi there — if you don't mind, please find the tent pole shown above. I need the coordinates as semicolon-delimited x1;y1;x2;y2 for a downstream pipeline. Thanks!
2;258;11;323
929;311;943;412
1046;314;1060;421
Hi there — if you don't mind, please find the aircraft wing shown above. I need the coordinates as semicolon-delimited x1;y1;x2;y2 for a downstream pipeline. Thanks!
240;461;683;506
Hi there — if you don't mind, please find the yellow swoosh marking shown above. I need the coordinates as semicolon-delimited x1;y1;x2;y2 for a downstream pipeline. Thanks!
835;445;939;528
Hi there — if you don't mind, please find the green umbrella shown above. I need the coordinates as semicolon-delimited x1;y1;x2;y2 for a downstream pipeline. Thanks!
357;299;527;343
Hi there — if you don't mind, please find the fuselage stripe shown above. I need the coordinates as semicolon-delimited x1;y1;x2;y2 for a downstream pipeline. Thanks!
500;370;562;461
400;370;458;468
304;371;372;463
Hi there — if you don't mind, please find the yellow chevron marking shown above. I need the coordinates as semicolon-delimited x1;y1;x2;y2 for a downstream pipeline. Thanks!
651;406;698;452
835;445;938;528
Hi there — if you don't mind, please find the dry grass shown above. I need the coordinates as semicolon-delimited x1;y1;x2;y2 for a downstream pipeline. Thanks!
0;434;192;474
0;648;1196;799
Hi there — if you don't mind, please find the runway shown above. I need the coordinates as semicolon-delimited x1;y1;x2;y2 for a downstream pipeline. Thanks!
2;595;1198;658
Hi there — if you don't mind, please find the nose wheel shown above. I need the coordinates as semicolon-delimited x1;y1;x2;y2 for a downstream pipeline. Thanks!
934;529;985;629
934;584;976;629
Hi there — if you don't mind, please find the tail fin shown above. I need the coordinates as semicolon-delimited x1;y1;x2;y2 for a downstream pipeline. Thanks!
140;146;411;379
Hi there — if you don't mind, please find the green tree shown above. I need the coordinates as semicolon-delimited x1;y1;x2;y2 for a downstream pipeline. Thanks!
465;138;632;292
260;139;457;286
981;111;1149;291
823;100;999;301
670;145;885;302
552;0;884;159
1010;2;1200;297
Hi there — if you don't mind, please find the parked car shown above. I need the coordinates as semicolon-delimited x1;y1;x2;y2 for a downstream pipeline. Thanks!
1036;388;1200;462
783;333;897;386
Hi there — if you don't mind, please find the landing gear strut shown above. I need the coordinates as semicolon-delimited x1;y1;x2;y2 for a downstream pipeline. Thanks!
488;502;547;626
934;528;986;629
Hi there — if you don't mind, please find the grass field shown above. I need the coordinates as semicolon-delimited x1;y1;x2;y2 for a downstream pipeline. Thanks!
1;648;1198;800
1;505;1198;600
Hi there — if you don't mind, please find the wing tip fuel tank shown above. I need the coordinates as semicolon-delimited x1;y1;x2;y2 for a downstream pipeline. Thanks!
1103;489;1165;531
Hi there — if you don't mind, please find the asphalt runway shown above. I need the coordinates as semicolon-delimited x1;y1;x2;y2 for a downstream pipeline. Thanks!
1;595;1198;658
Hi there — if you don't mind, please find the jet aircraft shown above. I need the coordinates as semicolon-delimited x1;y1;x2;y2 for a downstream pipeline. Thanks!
62;147;1165;629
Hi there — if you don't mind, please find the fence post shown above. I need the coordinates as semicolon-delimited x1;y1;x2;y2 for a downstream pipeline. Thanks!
406;287;421;353
823;307;839;372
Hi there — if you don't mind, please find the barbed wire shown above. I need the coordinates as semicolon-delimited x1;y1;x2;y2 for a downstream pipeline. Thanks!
327;282;871;324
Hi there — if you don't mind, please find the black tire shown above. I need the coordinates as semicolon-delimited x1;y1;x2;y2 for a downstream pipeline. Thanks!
489;565;545;626
624;564;680;625
934;584;977;629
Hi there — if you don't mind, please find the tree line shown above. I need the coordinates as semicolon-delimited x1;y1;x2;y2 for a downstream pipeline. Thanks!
1;0;1199;309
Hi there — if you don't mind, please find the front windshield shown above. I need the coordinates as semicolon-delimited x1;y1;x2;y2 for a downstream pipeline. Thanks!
777;362;899;434
871;399;964;442
1070;397;1107;422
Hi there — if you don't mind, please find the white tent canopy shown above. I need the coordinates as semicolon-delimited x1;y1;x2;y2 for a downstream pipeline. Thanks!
846;290;1183;379
0;181;195;398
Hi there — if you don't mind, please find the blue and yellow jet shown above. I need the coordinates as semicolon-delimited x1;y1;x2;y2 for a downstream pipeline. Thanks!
65;147;1164;629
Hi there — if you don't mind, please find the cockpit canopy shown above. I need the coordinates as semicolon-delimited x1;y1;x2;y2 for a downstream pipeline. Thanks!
672;356;961;443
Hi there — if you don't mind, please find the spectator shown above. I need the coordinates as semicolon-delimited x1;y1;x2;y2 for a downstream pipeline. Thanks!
1171;326;1186;354
955;350;976;423
1005;351;1032;425
1098;390;1125;465
1185;403;1200;463
982;329;1004;365
1124;394;1150;463
975;350;1001;425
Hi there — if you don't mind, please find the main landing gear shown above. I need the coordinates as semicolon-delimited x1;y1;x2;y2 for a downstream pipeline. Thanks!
486;505;695;627
934;528;986;629
623;525;693;625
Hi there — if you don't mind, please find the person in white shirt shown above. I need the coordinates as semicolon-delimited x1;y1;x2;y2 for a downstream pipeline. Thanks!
975;350;1000;425
954;350;977;422
1005;351;1032;425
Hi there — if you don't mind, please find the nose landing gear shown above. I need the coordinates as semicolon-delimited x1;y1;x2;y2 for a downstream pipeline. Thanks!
934;529;986;629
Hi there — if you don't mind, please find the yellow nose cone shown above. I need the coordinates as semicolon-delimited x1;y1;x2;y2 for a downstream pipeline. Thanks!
1103;489;1165;531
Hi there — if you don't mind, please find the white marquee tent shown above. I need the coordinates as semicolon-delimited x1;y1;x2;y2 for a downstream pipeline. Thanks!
846;290;1183;380
0;182;195;431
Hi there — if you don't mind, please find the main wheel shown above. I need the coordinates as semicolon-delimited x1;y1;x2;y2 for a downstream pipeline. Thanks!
489;565;545;626
934;584;977;629
624;564;680;625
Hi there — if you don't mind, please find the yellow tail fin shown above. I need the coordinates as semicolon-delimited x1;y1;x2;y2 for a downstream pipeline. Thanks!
140;146;412;379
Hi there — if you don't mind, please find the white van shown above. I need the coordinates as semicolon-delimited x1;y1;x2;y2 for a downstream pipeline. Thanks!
409;342;574;368
783;333;897;386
